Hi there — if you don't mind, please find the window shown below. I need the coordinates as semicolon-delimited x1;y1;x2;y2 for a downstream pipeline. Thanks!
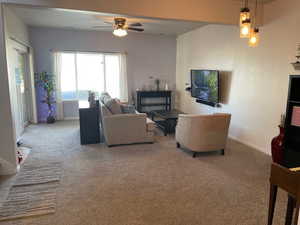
60;52;122;101
105;55;121;99
61;53;76;100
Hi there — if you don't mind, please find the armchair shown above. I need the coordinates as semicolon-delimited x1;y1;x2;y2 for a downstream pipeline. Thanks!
175;113;231;157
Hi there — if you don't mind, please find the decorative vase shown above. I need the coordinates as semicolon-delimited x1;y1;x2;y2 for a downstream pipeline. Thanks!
47;115;55;124
271;126;285;164
165;83;169;90
155;79;160;91
46;105;55;124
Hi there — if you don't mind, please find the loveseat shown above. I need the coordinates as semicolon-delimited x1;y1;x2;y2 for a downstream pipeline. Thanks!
99;93;155;146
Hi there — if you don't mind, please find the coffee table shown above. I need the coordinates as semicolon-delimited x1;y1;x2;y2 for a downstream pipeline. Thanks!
151;109;183;136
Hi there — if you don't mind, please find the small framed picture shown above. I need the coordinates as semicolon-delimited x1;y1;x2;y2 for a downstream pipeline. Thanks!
291;106;300;127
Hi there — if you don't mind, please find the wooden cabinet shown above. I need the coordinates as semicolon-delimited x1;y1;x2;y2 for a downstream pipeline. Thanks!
79;107;101;145
284;75;300;167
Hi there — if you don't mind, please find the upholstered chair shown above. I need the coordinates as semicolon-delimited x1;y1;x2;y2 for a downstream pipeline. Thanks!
175;113;231;157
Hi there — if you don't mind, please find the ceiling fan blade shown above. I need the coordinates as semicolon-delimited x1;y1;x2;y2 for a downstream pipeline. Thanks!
129;22;142;27
128;27;144;32
92;25;112;29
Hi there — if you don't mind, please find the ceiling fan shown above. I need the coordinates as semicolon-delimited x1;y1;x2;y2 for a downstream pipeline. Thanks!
94;17;144;37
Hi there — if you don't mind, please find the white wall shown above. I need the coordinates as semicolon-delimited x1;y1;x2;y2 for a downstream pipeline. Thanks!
176;0;299;155
0;5;30;175
29;27;177;102
4;7;29;45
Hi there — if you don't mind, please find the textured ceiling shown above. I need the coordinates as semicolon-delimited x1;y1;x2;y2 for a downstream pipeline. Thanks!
9;5;207;36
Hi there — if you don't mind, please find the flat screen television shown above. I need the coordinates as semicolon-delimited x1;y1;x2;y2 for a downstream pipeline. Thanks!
191;70;220;104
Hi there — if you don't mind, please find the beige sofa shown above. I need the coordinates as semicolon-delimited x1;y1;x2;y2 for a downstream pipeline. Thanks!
175;113;231;157
100;96;155;147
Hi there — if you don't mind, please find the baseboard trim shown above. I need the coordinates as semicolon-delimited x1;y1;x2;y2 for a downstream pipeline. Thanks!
228;135;270;156
107;142;154;147
63;117;79;120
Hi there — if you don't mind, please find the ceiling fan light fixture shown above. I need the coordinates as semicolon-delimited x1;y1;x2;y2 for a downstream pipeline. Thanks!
113;28;127;37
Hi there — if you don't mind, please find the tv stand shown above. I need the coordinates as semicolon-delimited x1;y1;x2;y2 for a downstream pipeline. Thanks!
196;99;217;107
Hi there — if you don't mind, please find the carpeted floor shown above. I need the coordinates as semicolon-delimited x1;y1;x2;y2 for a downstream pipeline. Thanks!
0;121;287;225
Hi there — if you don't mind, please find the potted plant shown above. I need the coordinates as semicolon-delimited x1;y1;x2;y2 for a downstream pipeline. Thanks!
35;71;56;123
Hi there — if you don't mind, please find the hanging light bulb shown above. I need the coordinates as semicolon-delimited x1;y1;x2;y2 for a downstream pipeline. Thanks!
239;0;251;39
248;28;259;47
248;0;260;47
240;19;251;38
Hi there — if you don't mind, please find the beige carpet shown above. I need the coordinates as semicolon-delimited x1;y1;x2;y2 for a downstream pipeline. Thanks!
0;121;288;225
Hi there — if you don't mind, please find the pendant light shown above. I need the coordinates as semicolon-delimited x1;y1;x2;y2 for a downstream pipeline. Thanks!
240;19;251;38
248;0;260;47
240;0;251;38
239;0;250;26
249;28;259;47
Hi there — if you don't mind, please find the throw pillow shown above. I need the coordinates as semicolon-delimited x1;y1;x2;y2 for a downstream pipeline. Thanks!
121;104;136;114
100;92;111;104
102;96;113;106
105;98;122;114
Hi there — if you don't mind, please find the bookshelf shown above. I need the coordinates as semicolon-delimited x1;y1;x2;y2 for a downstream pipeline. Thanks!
283;75;300;167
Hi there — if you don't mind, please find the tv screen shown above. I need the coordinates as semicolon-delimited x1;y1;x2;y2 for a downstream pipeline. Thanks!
191;70;220;103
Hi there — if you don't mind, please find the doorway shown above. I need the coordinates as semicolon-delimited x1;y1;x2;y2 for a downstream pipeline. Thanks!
16;52;29;128
7;39;35;140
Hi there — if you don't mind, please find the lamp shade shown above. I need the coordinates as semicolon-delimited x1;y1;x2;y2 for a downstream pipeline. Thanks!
113;28;128;37
239;8;250;26
248;28;260;47
240;19;251;38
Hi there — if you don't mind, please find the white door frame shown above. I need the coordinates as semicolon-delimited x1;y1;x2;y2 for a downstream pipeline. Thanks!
28;47;38;124
10;38;37;124
7;38;37;139
7;40;25;139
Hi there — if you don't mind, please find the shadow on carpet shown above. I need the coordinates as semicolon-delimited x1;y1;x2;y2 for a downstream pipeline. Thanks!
0;161;62;221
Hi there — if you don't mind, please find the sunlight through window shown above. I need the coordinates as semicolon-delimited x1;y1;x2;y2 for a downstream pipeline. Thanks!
60;52;121;101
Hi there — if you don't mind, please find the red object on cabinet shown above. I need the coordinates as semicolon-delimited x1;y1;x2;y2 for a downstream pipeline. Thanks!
271;126;284;164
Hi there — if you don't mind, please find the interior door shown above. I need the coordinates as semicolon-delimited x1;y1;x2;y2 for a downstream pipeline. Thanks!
16;52;29;128
7;40;29;140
